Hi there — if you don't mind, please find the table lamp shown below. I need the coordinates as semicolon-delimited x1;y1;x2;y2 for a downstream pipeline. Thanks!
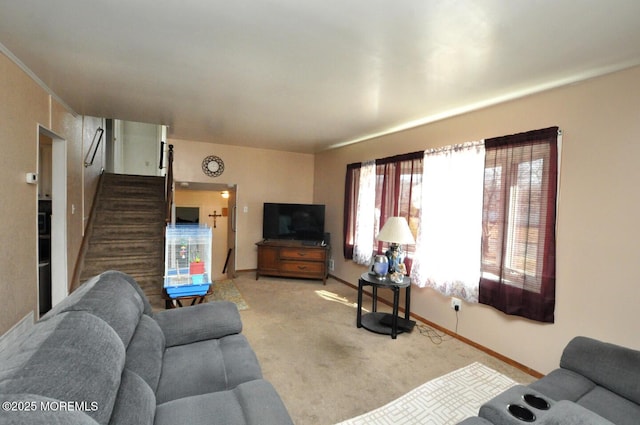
377;217;415;274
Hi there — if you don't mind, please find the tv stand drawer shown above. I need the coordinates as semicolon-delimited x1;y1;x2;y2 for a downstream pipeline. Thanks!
280;260;325;274
280;247;325;261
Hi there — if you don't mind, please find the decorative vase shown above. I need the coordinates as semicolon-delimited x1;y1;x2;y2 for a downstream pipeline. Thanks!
371;255;389;279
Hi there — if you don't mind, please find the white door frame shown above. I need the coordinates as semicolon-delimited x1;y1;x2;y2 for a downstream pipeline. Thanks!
39;125;68;306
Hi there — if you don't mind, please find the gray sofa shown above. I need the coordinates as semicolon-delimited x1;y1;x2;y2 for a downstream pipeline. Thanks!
460;336;640;425
0;270;293;425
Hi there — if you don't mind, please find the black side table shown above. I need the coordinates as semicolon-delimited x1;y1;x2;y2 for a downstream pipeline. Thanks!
356;272;415;339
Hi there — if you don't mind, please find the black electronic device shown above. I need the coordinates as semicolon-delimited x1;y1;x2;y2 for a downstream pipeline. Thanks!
263;202;325;242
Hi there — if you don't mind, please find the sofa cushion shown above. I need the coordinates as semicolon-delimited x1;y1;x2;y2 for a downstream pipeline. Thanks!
153;301;243;347
577;386;640;425
125;315;165;393
39;271;144;347
0;312;125;425
560;336;640;404
156;333;263;404
529;368;596;402
108;369;155;425
155;379;293;425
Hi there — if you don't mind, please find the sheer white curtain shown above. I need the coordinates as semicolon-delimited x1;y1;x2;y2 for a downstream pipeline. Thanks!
410;142;485;302
353;160;376;265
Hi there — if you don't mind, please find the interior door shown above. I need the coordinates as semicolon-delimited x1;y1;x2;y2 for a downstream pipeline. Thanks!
225;186;237;278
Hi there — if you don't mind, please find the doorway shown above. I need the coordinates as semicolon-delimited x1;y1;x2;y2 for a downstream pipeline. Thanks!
38;126;67;312
173;182;237;280
104;119;166;176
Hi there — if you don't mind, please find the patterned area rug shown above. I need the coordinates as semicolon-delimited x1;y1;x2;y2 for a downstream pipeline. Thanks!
336;362;517;425
206;279;249;311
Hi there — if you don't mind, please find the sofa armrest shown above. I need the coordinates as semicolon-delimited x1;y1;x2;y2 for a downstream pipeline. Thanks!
478;385;615;425
154;301;242;347
560;336;640;404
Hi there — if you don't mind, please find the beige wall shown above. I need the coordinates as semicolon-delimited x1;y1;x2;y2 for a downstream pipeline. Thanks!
0;52;48;333
169;139;315;271
0;52;101;334
314;65;640;374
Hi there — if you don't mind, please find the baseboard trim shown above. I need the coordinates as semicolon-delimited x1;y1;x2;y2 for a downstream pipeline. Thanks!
329;273;544;379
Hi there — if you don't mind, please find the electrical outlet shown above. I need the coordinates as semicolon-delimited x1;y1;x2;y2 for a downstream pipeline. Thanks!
451;297;462;311
328;259;335;271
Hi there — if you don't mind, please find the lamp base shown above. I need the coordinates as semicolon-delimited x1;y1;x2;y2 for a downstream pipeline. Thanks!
384;243;405;274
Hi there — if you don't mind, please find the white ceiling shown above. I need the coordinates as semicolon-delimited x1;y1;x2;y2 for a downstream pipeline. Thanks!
2;1;640;153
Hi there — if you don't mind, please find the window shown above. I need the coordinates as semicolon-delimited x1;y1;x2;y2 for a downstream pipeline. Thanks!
344;127;559;323
411;142;485;302
479;127;559;323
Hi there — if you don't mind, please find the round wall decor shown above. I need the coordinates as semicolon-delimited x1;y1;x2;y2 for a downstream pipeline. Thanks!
202;155;225;177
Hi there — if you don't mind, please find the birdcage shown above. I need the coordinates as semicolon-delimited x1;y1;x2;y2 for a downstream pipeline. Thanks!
164;225;212;298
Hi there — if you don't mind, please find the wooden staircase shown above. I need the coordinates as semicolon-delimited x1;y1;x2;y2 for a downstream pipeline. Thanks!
77;173;166;308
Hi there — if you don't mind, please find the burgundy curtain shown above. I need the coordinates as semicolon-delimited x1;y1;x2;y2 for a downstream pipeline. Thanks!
343;162;361;259
343;152;422;272
479;127;558;323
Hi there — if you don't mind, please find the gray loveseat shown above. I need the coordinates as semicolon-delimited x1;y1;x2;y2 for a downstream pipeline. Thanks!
0;270;293;425
460;336;640;425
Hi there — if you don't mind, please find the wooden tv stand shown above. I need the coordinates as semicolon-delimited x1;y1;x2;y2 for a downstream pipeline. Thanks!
256;240;329;285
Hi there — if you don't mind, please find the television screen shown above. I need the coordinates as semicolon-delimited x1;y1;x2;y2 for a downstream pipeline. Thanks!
263;203;325;241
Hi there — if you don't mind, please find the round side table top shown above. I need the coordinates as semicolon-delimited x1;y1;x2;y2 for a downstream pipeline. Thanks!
360;272;410;288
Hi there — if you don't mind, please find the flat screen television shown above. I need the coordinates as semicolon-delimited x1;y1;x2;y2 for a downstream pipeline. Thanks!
263;202;325;242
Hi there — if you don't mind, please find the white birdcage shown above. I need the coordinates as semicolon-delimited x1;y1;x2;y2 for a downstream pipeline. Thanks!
164;225;212;298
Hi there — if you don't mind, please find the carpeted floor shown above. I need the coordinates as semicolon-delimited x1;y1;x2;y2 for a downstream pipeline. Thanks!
232;272;536;425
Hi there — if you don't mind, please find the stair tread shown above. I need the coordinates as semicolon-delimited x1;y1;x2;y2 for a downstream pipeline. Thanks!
89;236;164;243
97;201;165;209
83;250;163;258
91;223;165;231
81;265;163;276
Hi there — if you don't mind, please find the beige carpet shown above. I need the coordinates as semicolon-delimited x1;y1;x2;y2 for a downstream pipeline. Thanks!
233;272;536;425
335;362;516;425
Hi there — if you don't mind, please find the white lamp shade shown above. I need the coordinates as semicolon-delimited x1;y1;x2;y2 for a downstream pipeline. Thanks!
377;217;415;245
